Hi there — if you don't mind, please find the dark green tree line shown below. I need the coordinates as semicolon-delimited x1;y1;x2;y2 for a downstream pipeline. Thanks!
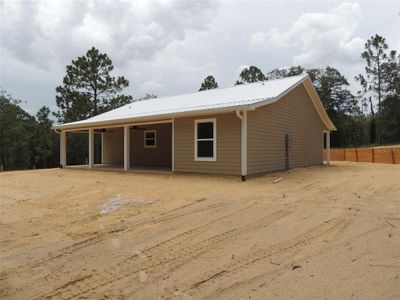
0;91;58;170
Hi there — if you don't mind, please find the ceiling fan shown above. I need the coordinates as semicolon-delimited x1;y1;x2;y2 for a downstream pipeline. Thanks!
131;125;146;131
94;128;115;133
94;126;146;133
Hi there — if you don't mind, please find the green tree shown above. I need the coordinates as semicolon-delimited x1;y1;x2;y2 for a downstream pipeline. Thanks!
235;66;266;85
267;66;304;79
356;34;390;145
307;67;363;147
380;50;400;144
0;91;36;170
381;50;400;95
199;75;219;91
32;106;58;168
307;67;357;115
55;47;132;123
380;95;400;143
355;73;376;144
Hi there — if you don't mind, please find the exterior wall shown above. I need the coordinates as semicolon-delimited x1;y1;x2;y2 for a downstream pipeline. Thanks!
247;83;326;175
174;112;241;175
102;128;124;165
130;123;172;167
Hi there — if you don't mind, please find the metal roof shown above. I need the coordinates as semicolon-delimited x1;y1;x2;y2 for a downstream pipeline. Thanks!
54;74;335;130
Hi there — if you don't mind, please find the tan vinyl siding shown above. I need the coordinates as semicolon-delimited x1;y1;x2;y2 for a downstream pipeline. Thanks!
174;113;241;175
130;123;172;167
247;83;325;175
102;128;124;165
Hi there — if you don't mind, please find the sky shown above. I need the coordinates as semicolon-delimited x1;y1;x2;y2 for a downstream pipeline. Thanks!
1;0;399;116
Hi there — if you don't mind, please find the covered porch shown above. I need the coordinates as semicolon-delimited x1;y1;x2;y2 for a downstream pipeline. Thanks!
59;120;174;172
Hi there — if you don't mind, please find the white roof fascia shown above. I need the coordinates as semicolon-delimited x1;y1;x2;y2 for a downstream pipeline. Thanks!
303;79;337;131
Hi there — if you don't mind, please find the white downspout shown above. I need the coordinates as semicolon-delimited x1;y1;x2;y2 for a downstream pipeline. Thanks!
236;110;247;181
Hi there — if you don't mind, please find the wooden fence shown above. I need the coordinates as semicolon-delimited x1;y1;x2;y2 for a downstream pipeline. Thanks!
328;146;400;164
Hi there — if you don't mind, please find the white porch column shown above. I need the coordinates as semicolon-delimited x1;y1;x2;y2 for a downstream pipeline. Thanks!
241;110;248;179
124;125;130;171
101;132;104;164
326;131;331;164
60;130;67;167
88;128;94;168
172;118;175;172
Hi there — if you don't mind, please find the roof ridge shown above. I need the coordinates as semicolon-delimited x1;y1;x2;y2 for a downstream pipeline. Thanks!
54;73;312;129
133;73;307;105
237;73;306;86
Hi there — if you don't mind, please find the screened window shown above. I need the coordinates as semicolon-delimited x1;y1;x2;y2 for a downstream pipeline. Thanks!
144;130;156;148
195;119;216;161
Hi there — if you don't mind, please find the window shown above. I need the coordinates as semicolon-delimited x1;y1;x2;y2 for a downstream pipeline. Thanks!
195;119;216;161
144;130;156;148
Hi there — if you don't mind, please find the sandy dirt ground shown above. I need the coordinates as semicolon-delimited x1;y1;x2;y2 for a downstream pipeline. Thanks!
0;162;399;299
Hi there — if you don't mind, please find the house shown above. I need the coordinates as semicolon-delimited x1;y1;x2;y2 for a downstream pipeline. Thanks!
53;74;336;180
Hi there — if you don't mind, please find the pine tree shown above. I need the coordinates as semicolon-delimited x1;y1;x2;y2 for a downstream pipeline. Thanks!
0;91;36;170
55;47;132;123
235;66;266;85
267;66;304;79
32;106;56;168
356;35;389;145
199;75;219;91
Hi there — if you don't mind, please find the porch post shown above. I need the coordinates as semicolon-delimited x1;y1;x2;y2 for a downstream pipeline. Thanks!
241;110;248;180
326;130;331;164
124;125;130;171
88;128;94;168
60;130;67;167
172;118;175;172
101;132;104;164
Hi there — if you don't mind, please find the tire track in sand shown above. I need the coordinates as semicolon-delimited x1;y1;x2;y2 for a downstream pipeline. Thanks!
4;202;249;299
182;217;349;296
28;201;230;270
36;209;291;299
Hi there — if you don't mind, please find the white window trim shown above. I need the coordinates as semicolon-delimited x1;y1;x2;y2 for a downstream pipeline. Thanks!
144;130;157;148
194;118;217;161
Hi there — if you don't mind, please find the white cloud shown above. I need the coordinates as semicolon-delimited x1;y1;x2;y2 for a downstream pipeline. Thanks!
250;2;364;67
0;0;219;70
1;0;398;114
141;81;165;94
